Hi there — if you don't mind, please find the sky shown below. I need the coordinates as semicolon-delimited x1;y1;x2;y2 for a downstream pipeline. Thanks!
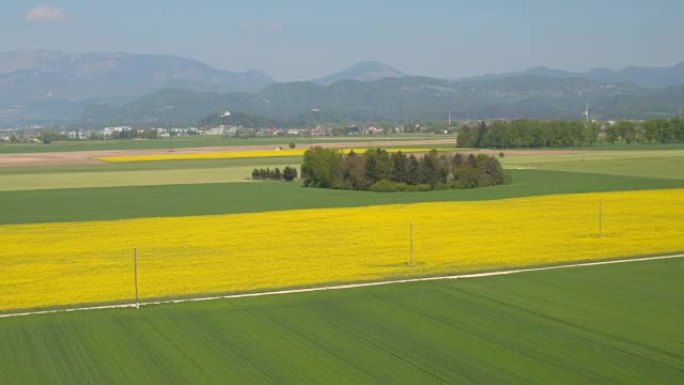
2;0;684;81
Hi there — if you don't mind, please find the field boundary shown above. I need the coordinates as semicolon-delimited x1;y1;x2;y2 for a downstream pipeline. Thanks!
1;253;683;319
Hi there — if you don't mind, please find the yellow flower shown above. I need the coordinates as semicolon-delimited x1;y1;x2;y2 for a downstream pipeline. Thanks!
97;148;431;163
1;189;682;311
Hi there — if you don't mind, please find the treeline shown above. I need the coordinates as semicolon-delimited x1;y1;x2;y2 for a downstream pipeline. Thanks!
604;119;684;144
458;118;684;148
251;167;298;181
458;120;597;148
301;147;509;192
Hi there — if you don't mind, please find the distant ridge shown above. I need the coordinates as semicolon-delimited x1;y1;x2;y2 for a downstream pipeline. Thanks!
2;51;684;125
314;61;406;85
461;61;684;88
0;50;275;105
79;75;684;126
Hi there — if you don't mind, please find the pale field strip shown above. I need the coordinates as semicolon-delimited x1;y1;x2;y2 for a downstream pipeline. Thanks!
503;149;684;167
1;189;683;312
0;138;457;167
0;166;288;191
1;253;682;319
95;147;436;163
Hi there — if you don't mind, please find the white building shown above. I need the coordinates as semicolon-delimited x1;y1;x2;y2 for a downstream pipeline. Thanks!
103;126;132;137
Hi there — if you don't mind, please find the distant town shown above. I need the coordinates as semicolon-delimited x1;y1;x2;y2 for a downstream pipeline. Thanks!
0;122;448;144
0;118;652;145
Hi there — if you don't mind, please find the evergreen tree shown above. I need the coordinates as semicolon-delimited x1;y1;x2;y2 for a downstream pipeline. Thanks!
406;155;421;185
391;151;409;183
283;167;296;181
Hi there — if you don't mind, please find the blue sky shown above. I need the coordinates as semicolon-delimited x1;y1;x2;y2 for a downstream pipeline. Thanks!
2;1;683;81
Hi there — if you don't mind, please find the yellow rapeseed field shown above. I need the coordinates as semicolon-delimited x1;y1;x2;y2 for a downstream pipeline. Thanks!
1;189;683;311
97;148;431;163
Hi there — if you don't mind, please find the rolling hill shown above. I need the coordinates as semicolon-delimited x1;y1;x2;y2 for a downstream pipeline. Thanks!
81;75;684;126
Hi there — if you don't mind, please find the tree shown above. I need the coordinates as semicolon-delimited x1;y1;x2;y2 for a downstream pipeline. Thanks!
341;153;370;189
475;121;488;148
418;150;443;186
301;147;342;188
364;148;393;183
299;147;508;192
478;154;505;185
402;155;416;184
452;153;465;168
391;151;409;183
283;167;297;181
457;126;475;147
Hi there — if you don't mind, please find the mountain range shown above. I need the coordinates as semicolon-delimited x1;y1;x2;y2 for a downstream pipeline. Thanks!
81;76;684;127
1;50;684;126
0;50;273;105
313;61;405;85
463;63;684;88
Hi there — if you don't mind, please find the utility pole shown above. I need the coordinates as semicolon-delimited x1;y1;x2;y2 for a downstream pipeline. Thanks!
409;222;414;267
134;248;140;309
598;201;603;238
584;103;590;125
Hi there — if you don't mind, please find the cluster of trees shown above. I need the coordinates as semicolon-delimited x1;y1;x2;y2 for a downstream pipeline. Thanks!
251;167;298;182
604;119;684;144
458;118;684;148
107;128;159;140
458;120;598;148
37;130;67;144
301;147;508;192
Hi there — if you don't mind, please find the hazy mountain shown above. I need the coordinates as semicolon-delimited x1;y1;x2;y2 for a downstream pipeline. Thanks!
0;50;274;105
585;62;684;88
464;62;684;88
79;75;684;127
314;61;406;85
4;52;684;126
462;66;579;81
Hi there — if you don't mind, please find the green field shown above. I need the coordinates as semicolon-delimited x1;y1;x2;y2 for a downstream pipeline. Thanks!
2;169;683;224
504;149;684;179
2;137;683;155
0;135;449;154
1;137;682;384
1;144;683;224
1;257;681;384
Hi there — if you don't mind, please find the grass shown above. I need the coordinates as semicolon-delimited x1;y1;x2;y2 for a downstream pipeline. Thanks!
564;142;684;151
2;169;683;224
0;156;303;175
0;165;308;191
0;135;449;154
503;149;684;179
0;257;681;384
508;155;684;180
